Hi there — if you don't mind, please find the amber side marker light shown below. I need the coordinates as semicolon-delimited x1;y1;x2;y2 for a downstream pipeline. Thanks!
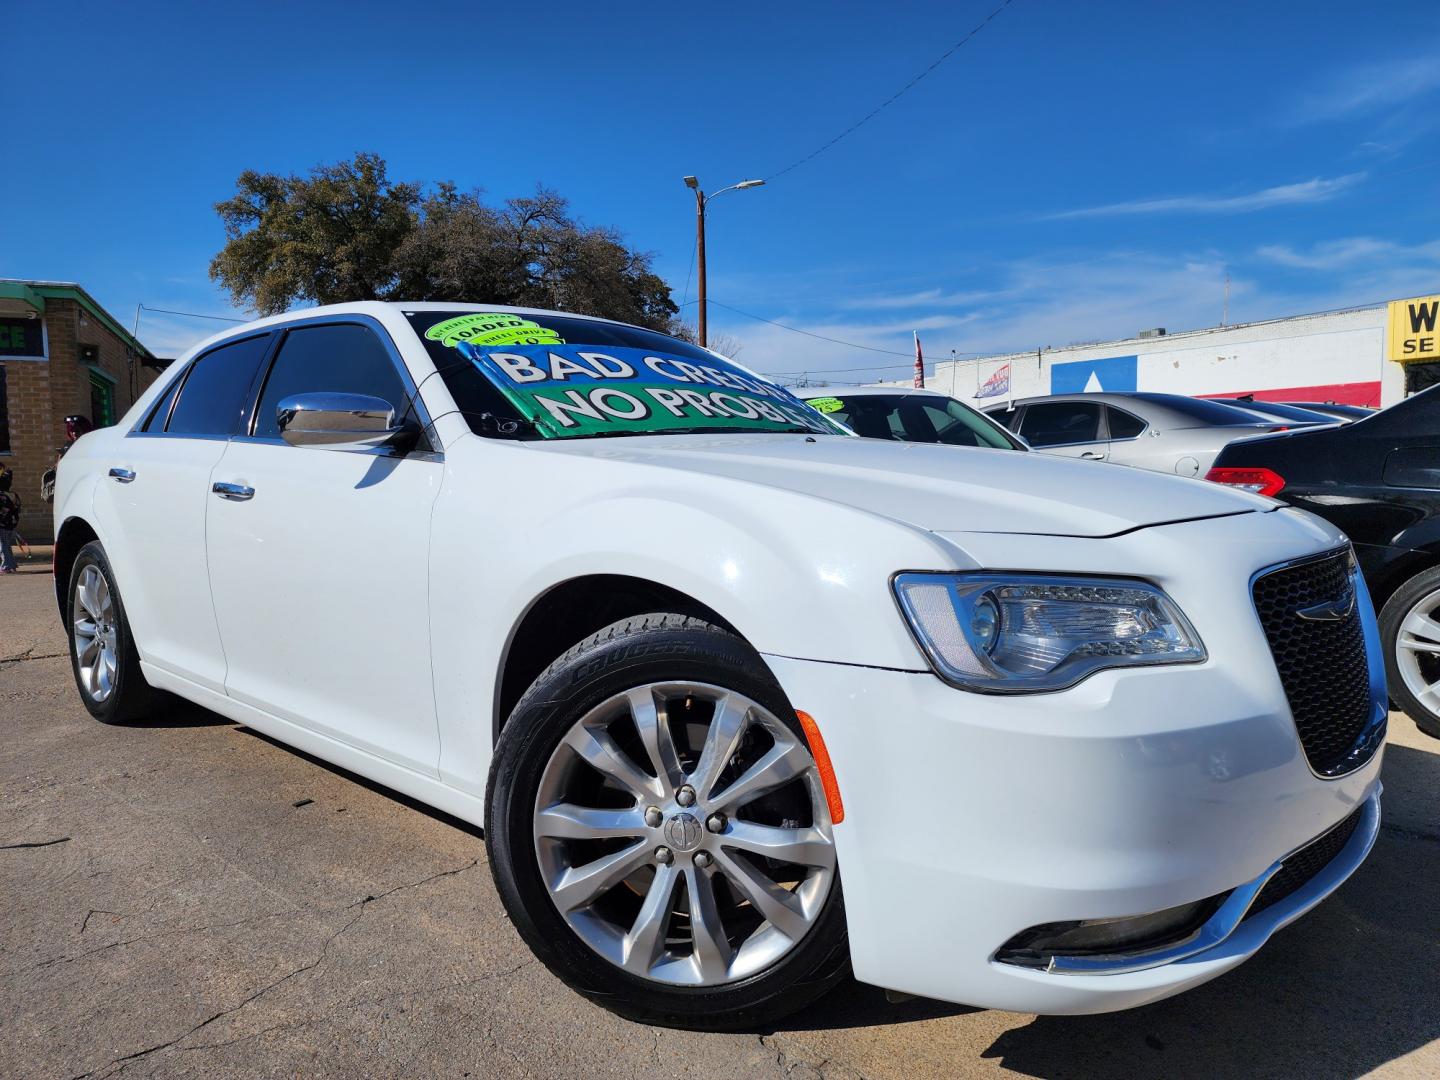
795;710;845;825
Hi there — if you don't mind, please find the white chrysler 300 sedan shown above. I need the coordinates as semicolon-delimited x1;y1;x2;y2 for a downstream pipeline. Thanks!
53;303;1385;1029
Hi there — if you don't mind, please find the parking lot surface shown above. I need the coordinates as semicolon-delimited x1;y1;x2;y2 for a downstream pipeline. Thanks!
2;564;1438;1079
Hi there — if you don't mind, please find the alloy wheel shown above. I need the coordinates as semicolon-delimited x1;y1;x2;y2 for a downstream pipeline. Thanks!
73;564;118;704
532;682;836;986
1395;585;1440;720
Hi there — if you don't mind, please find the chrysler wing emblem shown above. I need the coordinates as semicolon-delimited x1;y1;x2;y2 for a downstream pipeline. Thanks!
1296;589;1356;622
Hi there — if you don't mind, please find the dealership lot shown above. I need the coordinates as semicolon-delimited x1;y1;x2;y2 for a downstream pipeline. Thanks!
2;566;1438;1079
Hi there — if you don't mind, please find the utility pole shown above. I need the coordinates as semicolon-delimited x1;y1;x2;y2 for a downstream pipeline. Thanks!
683;175;765;347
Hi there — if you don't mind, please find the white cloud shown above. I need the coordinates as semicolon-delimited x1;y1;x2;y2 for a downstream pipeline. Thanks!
1043;174;1365;221
1255;237;1399;270
1287;55;1440;125
841;287;1010;310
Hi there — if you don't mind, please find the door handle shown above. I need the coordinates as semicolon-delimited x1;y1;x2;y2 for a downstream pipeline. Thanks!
212;481;255;501
1080;452;1105;460
108;467;136;483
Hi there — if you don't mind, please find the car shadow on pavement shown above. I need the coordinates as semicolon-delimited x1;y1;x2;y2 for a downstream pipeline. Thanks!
790;741;1440;1076
235;725;486;841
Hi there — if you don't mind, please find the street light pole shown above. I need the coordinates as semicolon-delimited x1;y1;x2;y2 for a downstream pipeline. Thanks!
683;175;764;348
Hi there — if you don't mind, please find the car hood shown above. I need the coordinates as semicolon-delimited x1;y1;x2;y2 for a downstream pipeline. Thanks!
533;432;1270;537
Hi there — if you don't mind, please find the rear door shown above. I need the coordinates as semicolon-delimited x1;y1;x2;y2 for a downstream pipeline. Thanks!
93;333;272;691
1016;400;1110;461
204;318;444;774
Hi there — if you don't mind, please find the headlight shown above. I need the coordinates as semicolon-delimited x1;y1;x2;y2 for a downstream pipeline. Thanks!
893;572;1206;693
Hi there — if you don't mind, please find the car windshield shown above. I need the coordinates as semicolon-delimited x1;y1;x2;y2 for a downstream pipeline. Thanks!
803;392;1019;449
404;310;847;440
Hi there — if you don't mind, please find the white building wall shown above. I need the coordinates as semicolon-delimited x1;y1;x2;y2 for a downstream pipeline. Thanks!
878;304;1406;409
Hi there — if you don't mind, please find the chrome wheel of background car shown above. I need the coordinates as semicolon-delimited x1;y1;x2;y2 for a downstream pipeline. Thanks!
1395;585;1440;718
532;681;836;987
72;564;118;703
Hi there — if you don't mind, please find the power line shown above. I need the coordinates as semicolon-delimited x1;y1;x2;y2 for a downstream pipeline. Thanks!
766;0;1019;182
138;304;246;323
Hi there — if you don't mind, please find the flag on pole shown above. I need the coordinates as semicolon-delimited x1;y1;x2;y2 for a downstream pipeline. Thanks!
976;362;1011;399
913;331;924;389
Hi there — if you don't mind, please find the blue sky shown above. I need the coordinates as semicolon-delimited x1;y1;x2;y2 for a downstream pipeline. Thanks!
4;0;1438;383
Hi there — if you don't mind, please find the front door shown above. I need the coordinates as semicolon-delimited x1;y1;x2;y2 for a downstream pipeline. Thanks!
204;320;444;774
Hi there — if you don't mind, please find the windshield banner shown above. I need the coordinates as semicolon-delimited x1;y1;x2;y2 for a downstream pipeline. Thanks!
453;341;839;439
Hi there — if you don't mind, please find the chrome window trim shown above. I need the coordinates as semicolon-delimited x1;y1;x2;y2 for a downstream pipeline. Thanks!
1030;787;1381;976
1247;545;1388;781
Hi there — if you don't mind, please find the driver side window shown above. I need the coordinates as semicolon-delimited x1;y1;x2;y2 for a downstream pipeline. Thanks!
251;323;413;443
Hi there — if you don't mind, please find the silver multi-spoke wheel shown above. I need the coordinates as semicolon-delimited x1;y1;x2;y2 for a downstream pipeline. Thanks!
1395;586;1440;718
73;563;118;703
533;681;836;987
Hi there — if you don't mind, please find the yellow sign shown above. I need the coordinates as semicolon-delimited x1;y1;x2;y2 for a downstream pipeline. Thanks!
1388;294;1440;362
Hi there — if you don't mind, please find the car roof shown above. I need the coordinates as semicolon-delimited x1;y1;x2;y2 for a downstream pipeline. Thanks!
982;391;1275;427
795;385;948;399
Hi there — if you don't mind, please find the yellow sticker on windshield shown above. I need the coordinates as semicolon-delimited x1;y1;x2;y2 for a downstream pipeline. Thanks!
425;313;566;349
807;396;845;414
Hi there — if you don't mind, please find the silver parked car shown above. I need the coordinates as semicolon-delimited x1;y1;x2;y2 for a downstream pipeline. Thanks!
983;392;1284;476
795;386;1025;450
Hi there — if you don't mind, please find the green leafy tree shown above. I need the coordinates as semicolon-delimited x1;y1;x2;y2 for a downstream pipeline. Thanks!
211;154;678;331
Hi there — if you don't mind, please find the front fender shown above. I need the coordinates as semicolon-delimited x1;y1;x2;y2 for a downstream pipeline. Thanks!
426;436;964;796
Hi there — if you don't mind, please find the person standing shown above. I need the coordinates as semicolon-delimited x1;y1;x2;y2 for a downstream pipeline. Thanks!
0;466;21;574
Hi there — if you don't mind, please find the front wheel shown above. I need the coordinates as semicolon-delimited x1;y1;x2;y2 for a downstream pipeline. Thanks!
485;613;849;1030
1380;565;1440;739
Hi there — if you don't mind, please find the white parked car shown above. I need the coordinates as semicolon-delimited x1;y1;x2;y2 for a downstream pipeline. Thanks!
54;303;1385;1029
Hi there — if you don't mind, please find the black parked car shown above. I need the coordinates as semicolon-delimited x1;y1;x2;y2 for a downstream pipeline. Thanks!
1208;387;1440;737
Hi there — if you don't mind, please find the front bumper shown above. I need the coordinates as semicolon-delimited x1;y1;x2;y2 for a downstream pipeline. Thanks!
764;653;1383;1014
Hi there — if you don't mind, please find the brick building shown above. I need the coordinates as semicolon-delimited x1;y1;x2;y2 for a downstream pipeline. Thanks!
0;280;163;542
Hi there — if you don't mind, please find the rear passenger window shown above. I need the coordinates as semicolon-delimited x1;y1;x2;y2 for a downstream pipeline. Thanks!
987;407;1021;431
252;323;410;441
1019;402;1102;447
1108;407;1146;439
166;335;271;436
140;375;183;432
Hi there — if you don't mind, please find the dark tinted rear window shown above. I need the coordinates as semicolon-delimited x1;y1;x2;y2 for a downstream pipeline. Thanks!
167;334;271;436
1107;406;1146;439
1125;393;1262;426
1019;401;1103;446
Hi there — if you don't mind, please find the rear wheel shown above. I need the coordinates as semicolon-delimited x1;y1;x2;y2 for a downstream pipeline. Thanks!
1380;566;1440;739
486;613;849;1030
67;541;165;724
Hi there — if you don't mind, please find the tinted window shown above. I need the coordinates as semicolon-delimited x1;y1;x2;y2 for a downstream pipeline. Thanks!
1107;407;1146;439
253;324;410;440
141;375;182;432
987;406;1021;431
166;335;271;436
1019;402;1102;447
1125;393;1263;426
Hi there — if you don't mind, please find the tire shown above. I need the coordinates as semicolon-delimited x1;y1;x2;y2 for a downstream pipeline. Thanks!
1380;565;1440;740
66;540;166;724
485;613;850;1030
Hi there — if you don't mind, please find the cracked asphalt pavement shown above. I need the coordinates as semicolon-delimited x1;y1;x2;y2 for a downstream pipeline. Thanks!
3;565;1439;1078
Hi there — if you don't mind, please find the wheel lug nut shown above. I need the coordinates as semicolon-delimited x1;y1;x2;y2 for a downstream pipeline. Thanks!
693;851;713;868
654;846;673;865
644;806;663;828
676;785;696;807
706;813;727;833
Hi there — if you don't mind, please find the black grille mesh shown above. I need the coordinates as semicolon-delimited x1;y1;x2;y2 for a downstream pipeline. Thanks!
1252;550;1375;775
1248;804;1365;917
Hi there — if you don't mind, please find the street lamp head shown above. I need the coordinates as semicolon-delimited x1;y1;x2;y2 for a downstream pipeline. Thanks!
736;179;766;189
683;176;699;189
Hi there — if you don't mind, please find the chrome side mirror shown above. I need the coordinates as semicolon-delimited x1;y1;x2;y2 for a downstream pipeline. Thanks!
276;392;415;451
